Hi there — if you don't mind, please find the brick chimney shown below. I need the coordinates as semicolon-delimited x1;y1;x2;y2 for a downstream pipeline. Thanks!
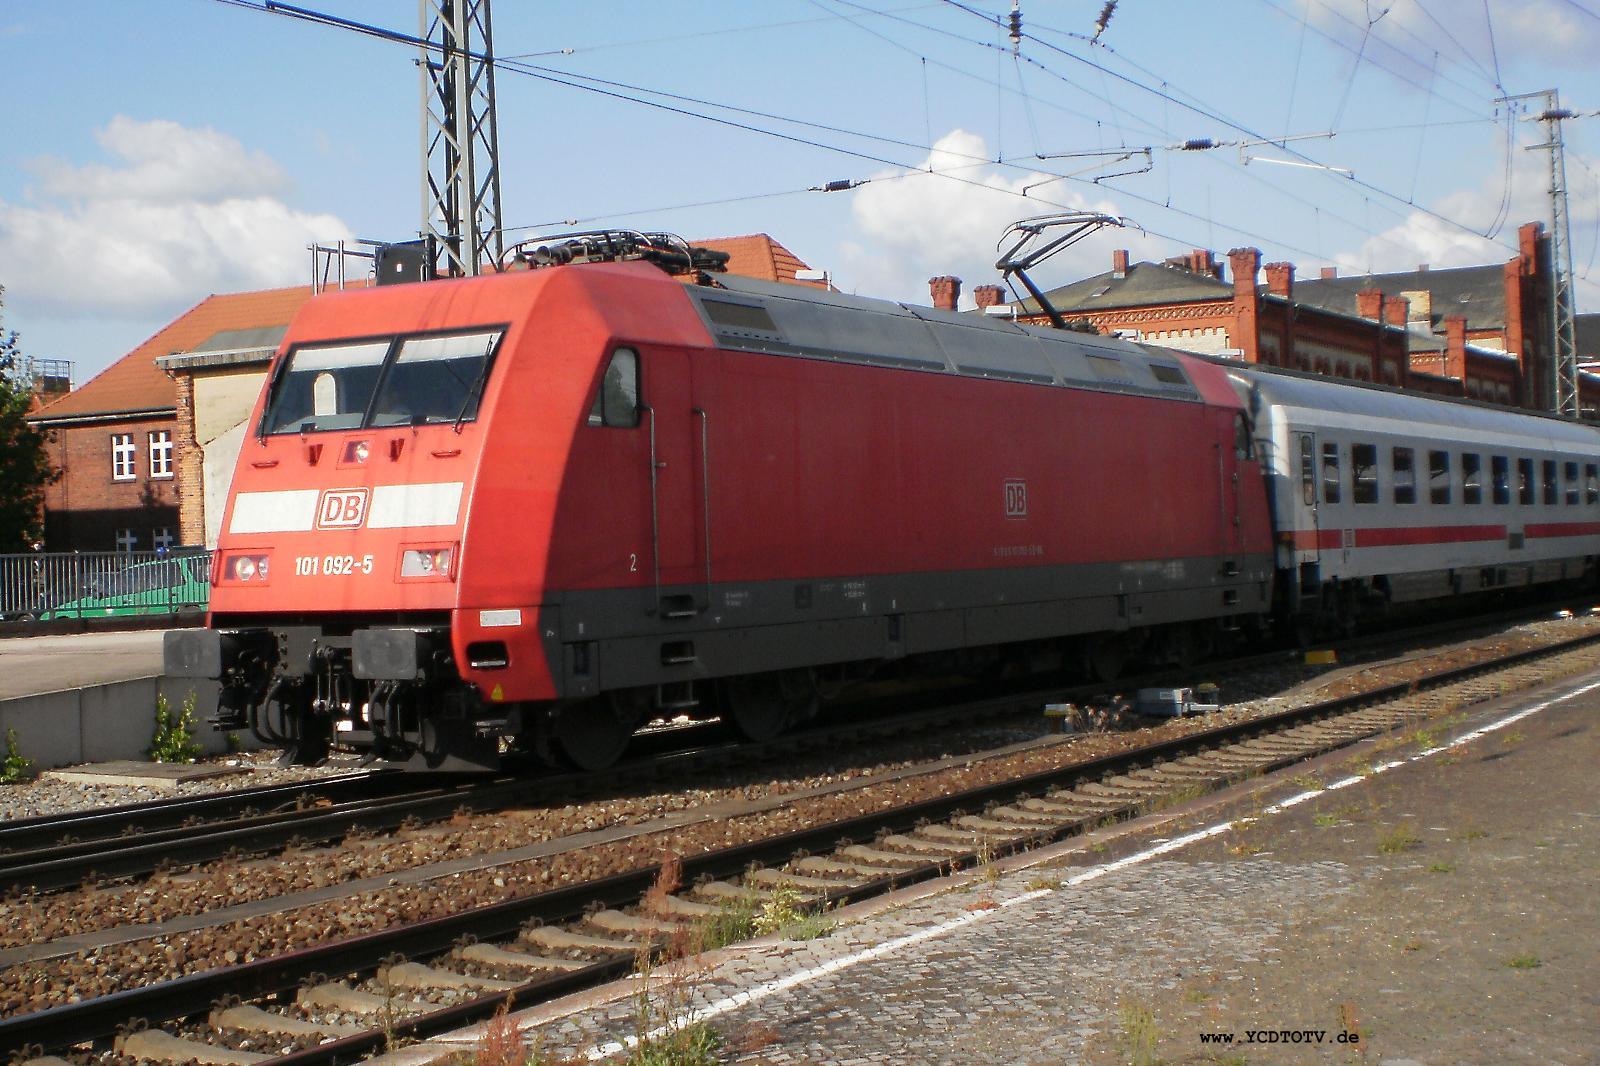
1228;248;1260;294
1228;248;1262;364
1384;295;1410;329
1320;266;1338;280
929;275;961;311
1444;314;1467;382
1264;262;1294;299
1112;249;1130;279
1356;288;1385;321
973;284;1006;310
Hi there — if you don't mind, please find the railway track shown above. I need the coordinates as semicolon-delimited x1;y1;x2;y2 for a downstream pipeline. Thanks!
4;596;1583;898
6;622;1598;1064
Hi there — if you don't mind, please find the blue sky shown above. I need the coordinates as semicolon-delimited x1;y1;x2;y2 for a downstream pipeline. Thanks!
5;0;1600;382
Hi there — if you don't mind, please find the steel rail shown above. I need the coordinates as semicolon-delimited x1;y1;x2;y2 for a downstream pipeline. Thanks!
8;626;1597;1059
0;769;401;854
1;594;1584;893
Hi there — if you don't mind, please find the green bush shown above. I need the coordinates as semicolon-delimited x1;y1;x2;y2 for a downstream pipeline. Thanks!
149;691;203;763
1;728;34;783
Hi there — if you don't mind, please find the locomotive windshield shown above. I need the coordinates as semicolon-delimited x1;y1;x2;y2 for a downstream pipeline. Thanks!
261;328;503;434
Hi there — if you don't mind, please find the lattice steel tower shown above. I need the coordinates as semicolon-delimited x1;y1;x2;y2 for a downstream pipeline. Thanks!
1507;89;1581;417
419;0;504;276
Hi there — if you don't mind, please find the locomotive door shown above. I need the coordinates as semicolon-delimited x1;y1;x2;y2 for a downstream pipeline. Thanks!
639;347;700;617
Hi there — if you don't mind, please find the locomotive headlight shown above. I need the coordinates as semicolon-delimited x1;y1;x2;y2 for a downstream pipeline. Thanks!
341;439;371;465
400;545;455;580
223;553;272;583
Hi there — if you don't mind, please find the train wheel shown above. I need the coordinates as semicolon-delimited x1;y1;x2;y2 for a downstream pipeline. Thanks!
722;669;817;743
554;698;632;772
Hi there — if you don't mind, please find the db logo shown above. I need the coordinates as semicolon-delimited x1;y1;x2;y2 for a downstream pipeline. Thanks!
316;488;369;529
1003;479;1028;519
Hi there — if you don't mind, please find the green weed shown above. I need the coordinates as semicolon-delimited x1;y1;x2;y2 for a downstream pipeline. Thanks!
149;690;202;763
0;728;34;784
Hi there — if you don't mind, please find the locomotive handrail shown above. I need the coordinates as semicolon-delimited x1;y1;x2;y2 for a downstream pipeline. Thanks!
695;407;713;612
644;405;661;614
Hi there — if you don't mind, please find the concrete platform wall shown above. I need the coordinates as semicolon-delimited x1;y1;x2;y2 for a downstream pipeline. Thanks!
0;677;259;769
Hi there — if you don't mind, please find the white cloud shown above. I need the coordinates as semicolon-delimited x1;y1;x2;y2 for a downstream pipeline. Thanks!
0;117;351;318
837;129;1169;306
1346;137;1600;275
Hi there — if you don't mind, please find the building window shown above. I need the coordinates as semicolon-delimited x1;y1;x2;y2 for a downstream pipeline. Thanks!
114;528;138;553
149;430;173;478
111;434;136;481
153;527;175;552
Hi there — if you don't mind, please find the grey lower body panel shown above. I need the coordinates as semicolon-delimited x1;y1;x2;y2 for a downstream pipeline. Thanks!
539;554;1274;696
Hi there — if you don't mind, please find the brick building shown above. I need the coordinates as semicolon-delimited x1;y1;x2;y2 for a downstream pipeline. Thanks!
157;233;821;547
27;287;317;551
956;221;1595;415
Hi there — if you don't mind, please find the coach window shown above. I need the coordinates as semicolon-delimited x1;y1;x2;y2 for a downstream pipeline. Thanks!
1492;456;1511;505
588;348;640;428
1565;461;1580;505
1321;443;1341;504
1429;450;1451;505
1517;457;1535;505
1541;460;1558;505
1392;447;1416;504
1352;443;1378;504
1587;463;1600;505
1462;453;1482;504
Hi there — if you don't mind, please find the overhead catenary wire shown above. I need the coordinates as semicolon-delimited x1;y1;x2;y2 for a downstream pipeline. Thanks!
214;0;1556;293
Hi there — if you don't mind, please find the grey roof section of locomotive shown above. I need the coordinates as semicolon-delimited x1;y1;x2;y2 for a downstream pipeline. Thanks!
1229;362;1600;451
693;273;1204;404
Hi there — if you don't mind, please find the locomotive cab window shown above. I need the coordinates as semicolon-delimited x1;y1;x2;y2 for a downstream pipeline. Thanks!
1429;450;1451;505
1233;415;1255;461
262;328;503;434
1517;457;1535;505
1462;453;1482;505
369;330;502;428
1542;460;1559;505
1392;447;1416;504
1322;442;1341;504
1565;461;1580;505
1492;456;1510;505
588;348;640;428
262;340;390;434
1351;443;1378;504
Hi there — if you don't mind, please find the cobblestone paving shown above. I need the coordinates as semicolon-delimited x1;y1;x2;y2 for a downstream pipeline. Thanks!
427;673;1597;1066
518;858;1361;1064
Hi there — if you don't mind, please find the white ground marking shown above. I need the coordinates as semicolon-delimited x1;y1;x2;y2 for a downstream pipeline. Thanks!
583;673;1600;1060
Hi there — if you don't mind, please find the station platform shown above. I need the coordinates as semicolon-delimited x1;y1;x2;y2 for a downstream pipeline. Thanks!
0;629;228;770
0;629;169;701
387;665;1600;1064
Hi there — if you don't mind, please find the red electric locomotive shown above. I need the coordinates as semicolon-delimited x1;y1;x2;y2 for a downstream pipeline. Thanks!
166;233;1275;770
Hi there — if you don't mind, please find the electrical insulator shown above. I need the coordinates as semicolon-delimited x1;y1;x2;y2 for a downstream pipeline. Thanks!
1008;4;1022;54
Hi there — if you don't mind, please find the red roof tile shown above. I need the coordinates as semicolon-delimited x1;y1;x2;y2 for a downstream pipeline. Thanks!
696;234;826;288
31;286;316;422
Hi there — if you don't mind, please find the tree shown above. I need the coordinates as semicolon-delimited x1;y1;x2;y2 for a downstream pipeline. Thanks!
0;287;59;552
